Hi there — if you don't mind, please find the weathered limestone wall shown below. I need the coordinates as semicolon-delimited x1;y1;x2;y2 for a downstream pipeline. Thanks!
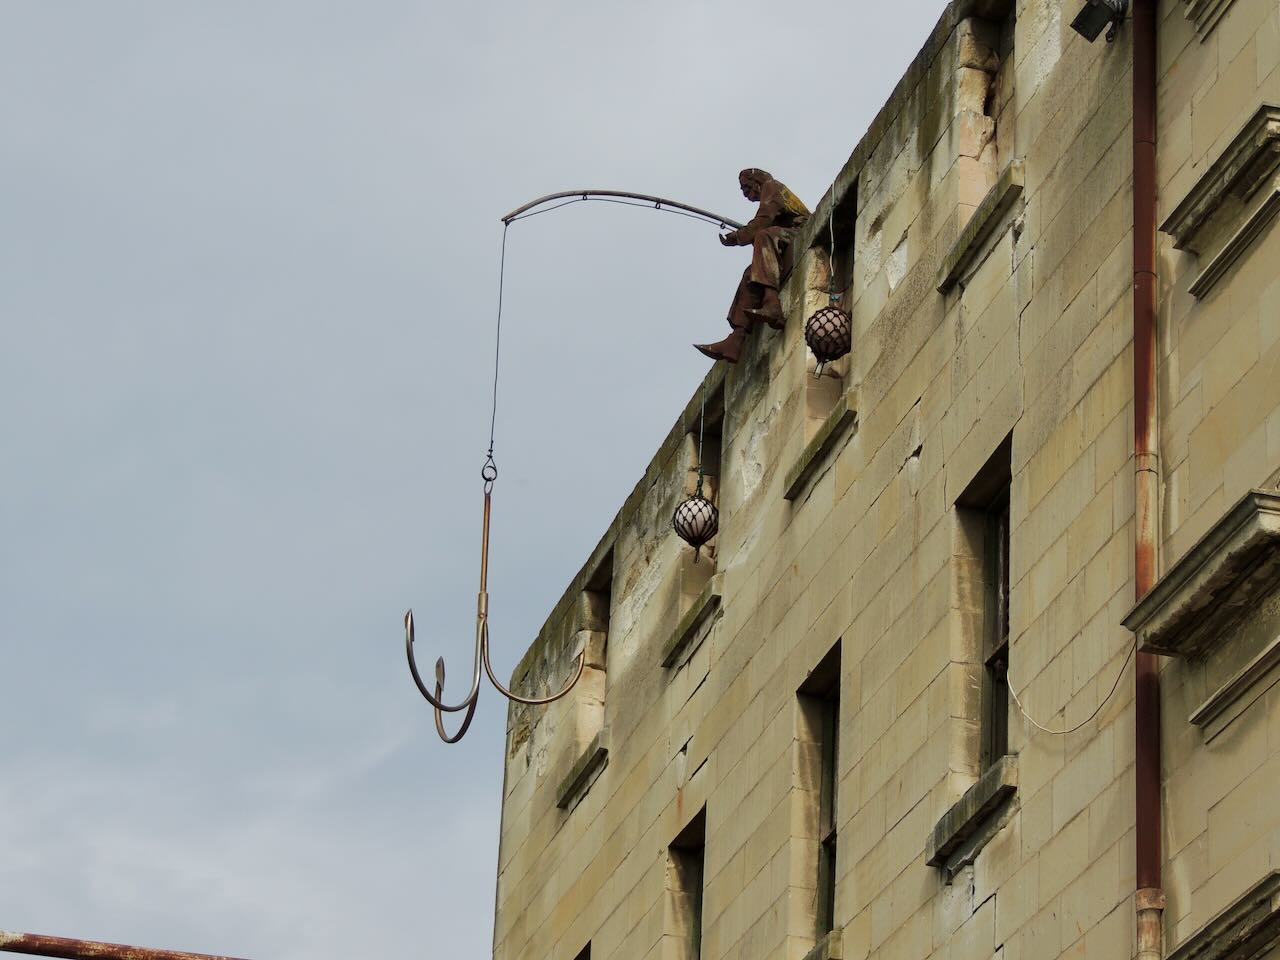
1155;0;1280;950
492;1;1280;958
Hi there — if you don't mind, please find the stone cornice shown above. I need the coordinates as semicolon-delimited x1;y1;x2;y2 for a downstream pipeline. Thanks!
1183;0;1239;40
1188;186;1280;298
1168;871;1280;960
1161;104;1280;252
1189;636;1280;740
1123;490;1280;658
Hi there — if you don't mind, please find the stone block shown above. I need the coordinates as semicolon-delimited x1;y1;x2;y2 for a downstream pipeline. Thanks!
994;856;1040;948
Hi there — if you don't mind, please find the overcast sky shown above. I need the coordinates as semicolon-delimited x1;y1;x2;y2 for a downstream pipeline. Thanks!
1;3;948;957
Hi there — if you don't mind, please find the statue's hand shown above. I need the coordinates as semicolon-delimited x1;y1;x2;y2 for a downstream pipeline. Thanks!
719;231;738;246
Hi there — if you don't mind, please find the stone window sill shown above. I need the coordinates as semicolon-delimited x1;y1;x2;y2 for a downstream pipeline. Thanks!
661;574;723;668
925;755;1018;870
936;160;1024;294
1168;870;1280;960
555;732;608;810
800;928;843;960
1123;490;1280;658
784;395;857;502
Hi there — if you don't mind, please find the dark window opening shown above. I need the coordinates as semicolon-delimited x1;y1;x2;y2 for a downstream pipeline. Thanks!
799;642;841;938
983;492;1010;768
582;549;614;665
822;185;858;297
572;549;614;759
688;386;725;508
957;433;1013;772
667;808;707;959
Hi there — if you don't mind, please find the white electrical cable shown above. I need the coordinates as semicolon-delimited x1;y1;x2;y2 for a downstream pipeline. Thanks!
1006;638;1136;736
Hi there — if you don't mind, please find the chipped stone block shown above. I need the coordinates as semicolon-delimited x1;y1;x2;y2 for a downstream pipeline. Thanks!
800;927;844;960
956;69;993;118
958;110;997;159
957;17;1001;72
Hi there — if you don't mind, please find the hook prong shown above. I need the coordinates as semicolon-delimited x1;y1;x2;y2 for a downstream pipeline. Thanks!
404;470;584;741
404;609;483;714
480;620;586;706
433;671;479;743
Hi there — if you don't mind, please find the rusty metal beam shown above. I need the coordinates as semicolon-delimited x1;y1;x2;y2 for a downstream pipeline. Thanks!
0;930;255;960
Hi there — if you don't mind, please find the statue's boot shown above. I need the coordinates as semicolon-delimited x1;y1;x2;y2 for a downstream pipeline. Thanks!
694;327;747;363
745;288;785;329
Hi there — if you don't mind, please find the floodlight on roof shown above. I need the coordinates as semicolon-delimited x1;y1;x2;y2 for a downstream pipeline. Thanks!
1071;0;1128;42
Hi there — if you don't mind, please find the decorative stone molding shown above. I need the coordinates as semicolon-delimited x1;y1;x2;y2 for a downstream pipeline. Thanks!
661;574;723;668
1167;871;1280;960
1188;188;1280;297
800;928;843;960
1183;0;1239;40
937;160;1024;294
556;732;608;810
925;754;1018;868
1124;490;1280;658
1163;106;1280;249
784;395;857;502
1189;636;1280;741
1160;105;1280;297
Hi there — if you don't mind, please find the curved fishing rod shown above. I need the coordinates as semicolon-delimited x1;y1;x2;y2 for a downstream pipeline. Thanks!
502;190;743;229
406;189;736;743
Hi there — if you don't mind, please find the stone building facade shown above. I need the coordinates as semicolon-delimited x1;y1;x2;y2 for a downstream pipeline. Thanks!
493;1;1280;958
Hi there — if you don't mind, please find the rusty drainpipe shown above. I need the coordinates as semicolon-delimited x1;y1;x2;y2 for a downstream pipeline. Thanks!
0;930;255;960
1131;0;1165;958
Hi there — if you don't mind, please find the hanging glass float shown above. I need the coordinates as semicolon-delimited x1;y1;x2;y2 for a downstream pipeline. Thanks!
673;390;719;562
673;491;719;562
807;209;853;378
805;296;852;377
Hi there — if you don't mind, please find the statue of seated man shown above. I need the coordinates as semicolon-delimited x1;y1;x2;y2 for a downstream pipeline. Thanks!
695;168;811;363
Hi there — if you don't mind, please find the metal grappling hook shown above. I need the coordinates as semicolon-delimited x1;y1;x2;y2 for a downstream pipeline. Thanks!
403;191;742;743
404;453;583;743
